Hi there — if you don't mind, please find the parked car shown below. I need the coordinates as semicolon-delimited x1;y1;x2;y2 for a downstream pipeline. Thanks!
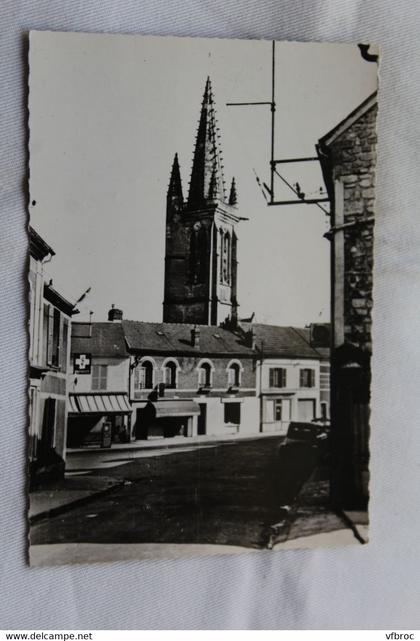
284;421;329;448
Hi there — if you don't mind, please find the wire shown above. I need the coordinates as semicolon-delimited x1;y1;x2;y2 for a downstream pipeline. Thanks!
253;168;268;202
273;168;330;215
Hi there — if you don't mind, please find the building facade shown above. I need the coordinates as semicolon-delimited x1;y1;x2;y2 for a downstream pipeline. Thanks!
124;319;258;439
295;324;331;421
29;227;75;485
67;312;259;444
318;92;377;510
163;78;242;327
67;309;132;447
243;324;326;435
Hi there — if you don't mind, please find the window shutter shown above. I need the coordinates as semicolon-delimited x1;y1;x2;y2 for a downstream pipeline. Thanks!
282;369;286;387
311;370;315;387
92;365;99;390
100;365;107;390
62;319;69;373
47;305;54;366
58;314;63;371
269;369;274;387
139;366;145;389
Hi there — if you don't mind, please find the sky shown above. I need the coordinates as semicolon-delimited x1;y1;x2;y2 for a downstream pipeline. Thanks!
29;32;377;326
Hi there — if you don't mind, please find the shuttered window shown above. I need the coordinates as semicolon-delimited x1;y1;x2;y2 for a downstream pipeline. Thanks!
228;363;241;387
135;361;154;389
300;368;316;388
163;361;177;388
42;303;49;366
51;308;60;367
269;368;287;388
198;363;212;387
61;319;69;373
92;365;108;390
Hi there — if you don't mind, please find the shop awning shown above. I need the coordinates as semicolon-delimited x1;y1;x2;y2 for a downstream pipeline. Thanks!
151;399;200;418
69;393;131;414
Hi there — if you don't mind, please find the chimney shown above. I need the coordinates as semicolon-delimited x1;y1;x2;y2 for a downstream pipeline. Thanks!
248;327;256;350
108;304;123;322
191;325;200;348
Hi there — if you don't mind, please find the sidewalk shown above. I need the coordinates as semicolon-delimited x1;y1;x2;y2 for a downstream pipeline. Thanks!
67;430;281;455
29;474;125;521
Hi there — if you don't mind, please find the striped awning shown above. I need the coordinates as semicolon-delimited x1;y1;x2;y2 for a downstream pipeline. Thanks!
151;399;200;418
69;393;131;415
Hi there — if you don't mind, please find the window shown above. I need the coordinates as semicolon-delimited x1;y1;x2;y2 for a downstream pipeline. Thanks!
92;364;108;390
135;360;154;390
224;402;241;425
190;227;207;284
321;402;328;421
227;362;241;387
198;362;212;387
51;308;60;367
62;318;69;373
269;368;287;388
274;399;282;422
220;231;231;284
300;368;316;388
43;304;62;369
163;361;177;389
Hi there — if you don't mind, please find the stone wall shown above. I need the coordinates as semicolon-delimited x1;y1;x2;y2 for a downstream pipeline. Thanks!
330;104;377;352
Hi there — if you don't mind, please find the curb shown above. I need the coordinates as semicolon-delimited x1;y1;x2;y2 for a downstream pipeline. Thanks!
30;480;125;524
67;432;282;455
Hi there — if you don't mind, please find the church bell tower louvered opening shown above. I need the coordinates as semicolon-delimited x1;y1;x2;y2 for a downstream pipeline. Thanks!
163;78;244;326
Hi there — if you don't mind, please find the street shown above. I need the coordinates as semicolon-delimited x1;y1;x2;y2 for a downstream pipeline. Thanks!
31;436;325;549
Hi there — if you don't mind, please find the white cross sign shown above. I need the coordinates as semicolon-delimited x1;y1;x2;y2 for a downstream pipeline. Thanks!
74;353;91;373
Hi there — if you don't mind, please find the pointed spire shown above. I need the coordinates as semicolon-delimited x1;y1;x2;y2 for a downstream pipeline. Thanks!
167;153;184;217
228;177;237;206
188;77;226;207
208;166;218;200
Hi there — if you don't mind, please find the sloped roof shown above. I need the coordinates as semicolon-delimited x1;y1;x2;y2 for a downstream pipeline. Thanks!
122;320;254;356
293;327;330;360
242;323;321;359
71;322;128;358
29;226;55;261
318;91;377;148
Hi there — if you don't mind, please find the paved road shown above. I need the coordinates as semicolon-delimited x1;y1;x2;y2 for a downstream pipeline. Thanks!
31;437;320;549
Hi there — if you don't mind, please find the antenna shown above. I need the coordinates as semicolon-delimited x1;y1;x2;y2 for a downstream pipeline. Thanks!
226;40;330;213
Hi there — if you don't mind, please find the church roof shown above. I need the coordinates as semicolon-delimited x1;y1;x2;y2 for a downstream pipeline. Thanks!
122;320;254;356
187;77;227;207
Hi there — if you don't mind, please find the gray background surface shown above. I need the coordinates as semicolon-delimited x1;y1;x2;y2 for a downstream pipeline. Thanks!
1;0;420;630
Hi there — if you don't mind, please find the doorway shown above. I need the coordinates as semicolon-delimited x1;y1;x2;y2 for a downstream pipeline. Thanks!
198;403;207;435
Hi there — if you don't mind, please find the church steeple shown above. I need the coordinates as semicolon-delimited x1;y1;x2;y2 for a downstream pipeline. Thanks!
167;153;184;218
163;78;244;327
187;77;226;206
228;177;237;206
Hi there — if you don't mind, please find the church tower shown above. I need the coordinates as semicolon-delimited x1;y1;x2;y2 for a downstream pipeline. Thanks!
163;78;243;326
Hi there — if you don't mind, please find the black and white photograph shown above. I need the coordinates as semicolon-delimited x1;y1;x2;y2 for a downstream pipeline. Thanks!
28;31;378;566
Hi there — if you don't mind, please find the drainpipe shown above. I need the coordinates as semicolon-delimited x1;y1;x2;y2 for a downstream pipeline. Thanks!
259;340;264;433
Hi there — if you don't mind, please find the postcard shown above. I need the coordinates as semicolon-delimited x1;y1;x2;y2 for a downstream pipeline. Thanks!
28;31;378;565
